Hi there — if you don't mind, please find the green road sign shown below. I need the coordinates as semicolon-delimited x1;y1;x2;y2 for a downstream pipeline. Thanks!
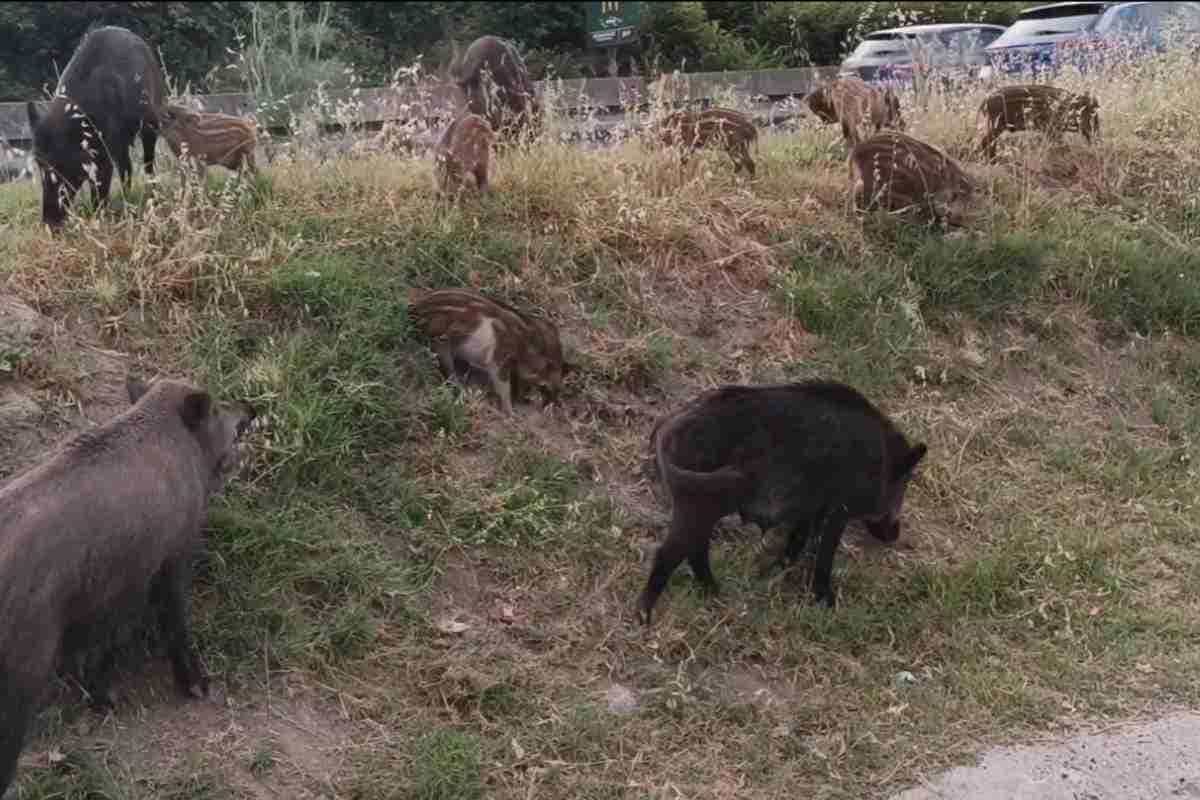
586;1;642;48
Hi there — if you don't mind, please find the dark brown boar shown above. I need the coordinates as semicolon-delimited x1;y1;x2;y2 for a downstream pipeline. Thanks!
434;113;495;196
26;26;167;230
454;35;541;143
655;107;759;177
848;131;974;224
806;77;905;147
408;288;568;415
160;105;259;176
0;375;256;796
976;83;1100;160
638;381;927;626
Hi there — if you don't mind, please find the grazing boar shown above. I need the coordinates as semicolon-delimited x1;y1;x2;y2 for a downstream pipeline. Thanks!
160;105;259;176
655;107;759;177
26;26;167;230
454;35;541;143
408;288;568;415
434;113;495;196
976;83;1100;160
638;381;927;626
848;131;974;223
0;375;256;796
806;77;905;146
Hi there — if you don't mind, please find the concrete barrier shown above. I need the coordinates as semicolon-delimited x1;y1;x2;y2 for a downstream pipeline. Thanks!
1;66;841;147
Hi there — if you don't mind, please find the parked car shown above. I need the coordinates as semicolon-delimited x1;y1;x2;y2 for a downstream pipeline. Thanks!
840;23;1007;88
982;1;1200;78
1065;1;1200;70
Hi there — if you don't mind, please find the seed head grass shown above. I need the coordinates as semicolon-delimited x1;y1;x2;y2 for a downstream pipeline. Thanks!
3;50;1200;800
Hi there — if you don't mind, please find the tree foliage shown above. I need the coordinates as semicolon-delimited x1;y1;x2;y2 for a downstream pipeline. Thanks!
0;1;1031;101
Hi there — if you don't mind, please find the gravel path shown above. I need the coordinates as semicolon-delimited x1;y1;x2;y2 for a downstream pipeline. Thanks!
891;712;1200;800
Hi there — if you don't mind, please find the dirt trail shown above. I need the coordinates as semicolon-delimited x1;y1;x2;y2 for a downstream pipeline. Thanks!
891;711;1200;800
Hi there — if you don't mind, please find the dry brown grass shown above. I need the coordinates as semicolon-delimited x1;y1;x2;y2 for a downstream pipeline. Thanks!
2;51;1200;800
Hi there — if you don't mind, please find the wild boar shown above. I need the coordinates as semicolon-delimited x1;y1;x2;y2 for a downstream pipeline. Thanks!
0;375;256;795
655;107;759;177
160;105;259;176
848;131;974;224
806;77;905;147
454;35;541;143
26;26;167;230
638;381;927;626
434;113;495;196
976;83;1100;160
408;288;568;415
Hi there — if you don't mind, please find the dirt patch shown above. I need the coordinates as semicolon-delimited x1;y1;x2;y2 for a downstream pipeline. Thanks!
891;711;1200;800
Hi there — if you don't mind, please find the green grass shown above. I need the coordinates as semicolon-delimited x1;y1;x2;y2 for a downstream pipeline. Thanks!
4;57;1200;800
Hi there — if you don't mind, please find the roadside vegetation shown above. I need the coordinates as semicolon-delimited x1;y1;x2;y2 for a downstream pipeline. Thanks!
2;47;1200;800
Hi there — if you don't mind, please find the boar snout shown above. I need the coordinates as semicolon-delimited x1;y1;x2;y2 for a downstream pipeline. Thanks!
864;516;901;543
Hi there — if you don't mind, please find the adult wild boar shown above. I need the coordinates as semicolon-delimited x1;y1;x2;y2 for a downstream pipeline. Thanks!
849;131;974;224
638;381;927;626
160;105;259;177
656;107;759;177
0;375;256;795
408;287;568;415
976;83;1100;161
433;113;495;196
26;26;166;230
806;76;904;147
454;35;540;143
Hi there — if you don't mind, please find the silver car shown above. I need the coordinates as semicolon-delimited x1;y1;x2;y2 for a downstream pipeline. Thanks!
841;23;1008;87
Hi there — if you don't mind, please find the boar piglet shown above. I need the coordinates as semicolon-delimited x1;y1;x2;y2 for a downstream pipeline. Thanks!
848;131;974;224
408;287;569;415
434;113;495;196
0;376;256;796
656;107;759;177
639;381;927;626
806;77;905;147
26;26;166;230
976;84;1100;161
160;105;259;176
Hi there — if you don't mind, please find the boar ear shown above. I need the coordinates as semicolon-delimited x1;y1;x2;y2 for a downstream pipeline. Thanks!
895;442;928;479
180;391;213;430
127;375;151;404
26;101;41;129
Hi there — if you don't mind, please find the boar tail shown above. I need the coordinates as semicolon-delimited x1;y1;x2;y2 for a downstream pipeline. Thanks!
653;412;749;497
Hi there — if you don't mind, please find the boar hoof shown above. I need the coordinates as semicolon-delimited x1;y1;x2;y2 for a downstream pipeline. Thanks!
88;688;119;713
179;675;210;700
815;590;837;609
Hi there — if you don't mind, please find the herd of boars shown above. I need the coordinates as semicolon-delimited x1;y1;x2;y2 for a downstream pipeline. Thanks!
2;22;1114;796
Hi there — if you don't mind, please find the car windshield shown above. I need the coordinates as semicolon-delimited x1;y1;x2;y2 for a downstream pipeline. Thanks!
850;28;998;59
994;5;1107;42
1094;3;1200;37
848;35;914;59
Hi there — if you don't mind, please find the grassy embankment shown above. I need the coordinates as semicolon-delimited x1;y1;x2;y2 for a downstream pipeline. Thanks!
1;55;1199;800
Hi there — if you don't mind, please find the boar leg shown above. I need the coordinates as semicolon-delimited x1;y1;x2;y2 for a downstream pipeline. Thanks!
782;513;819;564
811;509;851;608
733;141;756;177
0;685;33;796
81;647;119;711
638;502;721;626
153;561;208;699
92;157;114;209
141;127;158;177
433;339;462;383
486;364;515;415
115;144;135;195
474;163;489;194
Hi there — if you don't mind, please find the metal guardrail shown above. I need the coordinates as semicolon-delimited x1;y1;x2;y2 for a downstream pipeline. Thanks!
0;67;840;148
